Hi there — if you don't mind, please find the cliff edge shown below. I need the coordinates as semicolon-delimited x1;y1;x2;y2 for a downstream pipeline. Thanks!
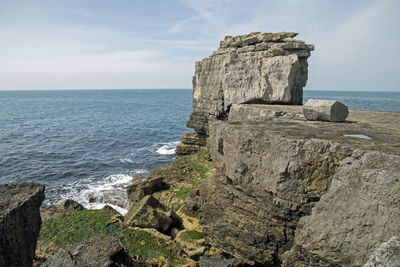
184;32;400;266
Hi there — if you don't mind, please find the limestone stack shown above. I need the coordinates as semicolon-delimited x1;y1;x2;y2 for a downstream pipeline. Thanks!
187;32;314;134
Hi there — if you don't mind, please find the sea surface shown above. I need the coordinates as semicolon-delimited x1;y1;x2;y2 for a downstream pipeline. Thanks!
0;89;399;212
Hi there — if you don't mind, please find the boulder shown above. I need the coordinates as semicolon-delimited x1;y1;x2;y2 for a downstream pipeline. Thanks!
124;195;179;234
40;199;85;221
187;32;314;134
0;183;45;267
303;99;349;122
126;177;164;207
41;235;134;267
364;236;400;267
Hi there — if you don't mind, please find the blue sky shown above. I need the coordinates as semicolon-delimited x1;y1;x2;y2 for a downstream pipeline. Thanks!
0;0;399;91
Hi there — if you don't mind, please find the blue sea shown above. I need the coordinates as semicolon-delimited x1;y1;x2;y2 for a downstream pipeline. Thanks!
0;89;399;212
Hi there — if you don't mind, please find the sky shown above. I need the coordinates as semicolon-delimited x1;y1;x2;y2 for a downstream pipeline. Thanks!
0;0;399;91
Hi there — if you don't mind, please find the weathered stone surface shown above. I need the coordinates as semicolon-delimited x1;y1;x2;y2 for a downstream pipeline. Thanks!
40;249;76;267
41;199;85;221
124;195;179;234
228;103;302;122
187;32;313;134
186;105;400;265
304;99;349;122
0;183;45;267
71;235;133;267
199;256;240;267
88;189;128;209
364;236;400;267
176;133;208;156
126;177;165;207
41;235;134;267
288;151;400;266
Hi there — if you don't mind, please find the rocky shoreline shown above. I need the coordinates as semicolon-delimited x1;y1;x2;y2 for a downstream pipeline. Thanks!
1;32;399;266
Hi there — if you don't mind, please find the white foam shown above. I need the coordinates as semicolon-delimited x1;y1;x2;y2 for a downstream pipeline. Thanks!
155;141;180;155
85;202;128;216
120;158;134;164
344;134;372;140
51;170;148;215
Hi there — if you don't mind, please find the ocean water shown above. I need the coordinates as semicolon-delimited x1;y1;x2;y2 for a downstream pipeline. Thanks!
0;89;399;212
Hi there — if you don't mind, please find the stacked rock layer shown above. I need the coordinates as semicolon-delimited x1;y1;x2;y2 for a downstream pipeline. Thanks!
187;32;314;134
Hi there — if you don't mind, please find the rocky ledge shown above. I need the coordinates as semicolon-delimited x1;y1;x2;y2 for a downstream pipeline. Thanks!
186;104;400;265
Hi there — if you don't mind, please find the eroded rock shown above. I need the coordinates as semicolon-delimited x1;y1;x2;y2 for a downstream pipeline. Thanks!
176;133;208;156
364;236;400;267
41;235;134;267
186;105;400;265
187;32;313;134
126;177;165;207
303;99;349;122
124;195;179;234
41;199;85;222
0;183;45;267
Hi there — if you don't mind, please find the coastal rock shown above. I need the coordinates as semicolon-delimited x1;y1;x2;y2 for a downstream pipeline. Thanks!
40;199;85;221
175;230;206;260
124;195;179;234
186;105;400;265
187;32;313;134
176;133;208;156
40;249;76;267
303;99;349;122
0;183;45;267
364;236;400;267
126;177;165;207
71;235;133;267
288;151;400;266
88;189;128;209
199;256;240;267
41;235;134;267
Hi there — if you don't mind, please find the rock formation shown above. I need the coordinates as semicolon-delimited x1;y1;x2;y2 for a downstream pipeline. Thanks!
186;105;400;265
41;235;134;267
363;236;400;267
303;99;349;122
40;199;85;222
187;32;314;134
0;183;45;267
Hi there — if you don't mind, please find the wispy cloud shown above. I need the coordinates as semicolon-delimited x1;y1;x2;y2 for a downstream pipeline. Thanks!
0;0;399;90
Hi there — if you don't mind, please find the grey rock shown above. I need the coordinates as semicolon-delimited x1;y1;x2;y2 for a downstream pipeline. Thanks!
40;249;76;267
187;32;313;134
176;133;208;156
126;177;164;207
364;236;400;267
199;256;240;267
228;104;302;122
41;199;85;221
88;189;128;209
185;105;400;265
303;99;349;122
289;152;400;266
0;183;45;267
124;195;179;234
71;235;134;267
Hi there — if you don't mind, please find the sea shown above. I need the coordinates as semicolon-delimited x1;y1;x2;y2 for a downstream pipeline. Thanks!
1;89;399;213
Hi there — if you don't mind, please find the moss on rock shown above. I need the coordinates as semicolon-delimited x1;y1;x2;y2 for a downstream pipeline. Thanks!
36;209;193;265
